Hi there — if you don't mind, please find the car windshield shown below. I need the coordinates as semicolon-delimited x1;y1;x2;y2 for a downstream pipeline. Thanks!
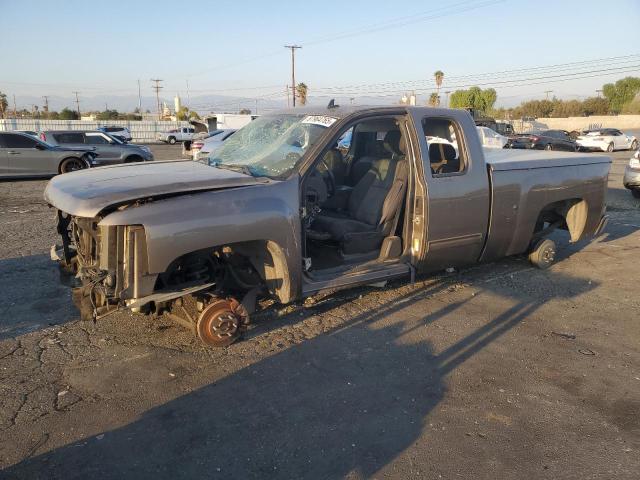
208;114;336;178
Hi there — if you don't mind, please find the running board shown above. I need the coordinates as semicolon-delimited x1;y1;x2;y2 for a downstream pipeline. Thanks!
302;263;411;297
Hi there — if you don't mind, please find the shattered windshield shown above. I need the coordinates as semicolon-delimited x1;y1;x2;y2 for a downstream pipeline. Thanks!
208;114;337;178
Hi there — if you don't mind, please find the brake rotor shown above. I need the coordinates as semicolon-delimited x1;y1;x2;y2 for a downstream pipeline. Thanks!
196;298;249;347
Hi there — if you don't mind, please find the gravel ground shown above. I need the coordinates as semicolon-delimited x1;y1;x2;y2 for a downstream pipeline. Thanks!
0;146;639;479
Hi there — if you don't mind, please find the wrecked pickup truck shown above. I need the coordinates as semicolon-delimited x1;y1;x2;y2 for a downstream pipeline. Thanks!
45;105;611;347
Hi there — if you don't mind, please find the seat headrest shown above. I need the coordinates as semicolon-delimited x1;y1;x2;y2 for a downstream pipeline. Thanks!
383;130;403;156
429;142;457;161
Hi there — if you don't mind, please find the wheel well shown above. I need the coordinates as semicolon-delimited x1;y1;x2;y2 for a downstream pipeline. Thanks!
125;154;142;162
154;240;292;303
533;198;588;243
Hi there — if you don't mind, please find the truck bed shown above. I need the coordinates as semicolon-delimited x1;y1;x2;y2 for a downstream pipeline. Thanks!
480;148;611;264
484;149;611;171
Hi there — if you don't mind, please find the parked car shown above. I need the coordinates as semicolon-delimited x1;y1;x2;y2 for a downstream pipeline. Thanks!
623;149;640;198
41;130;153;165
193;129;236;160
97;126;132;143
0;131;97;177
476;126;509;149
576;128;638;152
507;130;578;151
157;127;195;144
45;106;610;347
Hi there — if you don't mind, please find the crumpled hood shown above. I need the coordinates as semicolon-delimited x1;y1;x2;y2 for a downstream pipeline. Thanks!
44;160;267;217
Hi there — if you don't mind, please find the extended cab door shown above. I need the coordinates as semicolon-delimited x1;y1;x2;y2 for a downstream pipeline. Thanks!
409;110;491;271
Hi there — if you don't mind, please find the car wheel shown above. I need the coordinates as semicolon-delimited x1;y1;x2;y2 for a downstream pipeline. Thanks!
529;238;556;270
168;136;177;145
574;145;580;152
59;157;86;174
632;189;640;199
607;142;614;152
125;155;143;163
545;144;553;151
631;140;638;150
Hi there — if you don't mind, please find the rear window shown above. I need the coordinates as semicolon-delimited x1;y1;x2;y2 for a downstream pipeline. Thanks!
422;117;467;176
54;132;85;144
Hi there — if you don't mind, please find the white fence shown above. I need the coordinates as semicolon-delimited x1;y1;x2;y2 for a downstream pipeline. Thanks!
0;119;190;143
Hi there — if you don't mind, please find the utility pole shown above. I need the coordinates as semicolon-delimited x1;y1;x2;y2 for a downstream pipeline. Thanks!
42;95;49;113
596;89;602;98
150;79;164;119
13;95;17;118
544;90;553;101
72;91;81;118
444;91;451;108
284;45;301;107
137;79;142;113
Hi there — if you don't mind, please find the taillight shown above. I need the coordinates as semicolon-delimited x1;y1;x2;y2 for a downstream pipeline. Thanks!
40;133;46;141
193;142;204;148
531;136;539;142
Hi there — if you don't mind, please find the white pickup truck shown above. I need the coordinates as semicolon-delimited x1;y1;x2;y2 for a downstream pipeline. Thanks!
157;127;196;144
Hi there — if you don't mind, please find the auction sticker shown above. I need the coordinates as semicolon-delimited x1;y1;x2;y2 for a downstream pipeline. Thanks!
301;115;338;127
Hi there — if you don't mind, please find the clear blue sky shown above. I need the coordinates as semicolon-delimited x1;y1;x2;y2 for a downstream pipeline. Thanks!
1;0;639;108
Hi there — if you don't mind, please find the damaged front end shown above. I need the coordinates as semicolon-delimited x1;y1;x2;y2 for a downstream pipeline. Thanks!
52;210;153;321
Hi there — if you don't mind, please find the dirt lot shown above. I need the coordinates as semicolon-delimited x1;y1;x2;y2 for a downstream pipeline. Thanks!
0;145;639;479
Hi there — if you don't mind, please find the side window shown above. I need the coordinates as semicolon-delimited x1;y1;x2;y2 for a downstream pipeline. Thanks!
54;133;85;144
422;117;467;176
188;128;195;133
85;134;110;145
4;134;38;148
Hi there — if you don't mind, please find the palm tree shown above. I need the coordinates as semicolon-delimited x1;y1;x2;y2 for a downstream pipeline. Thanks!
296;83;308;106
434;70;444;101
428;93;440;107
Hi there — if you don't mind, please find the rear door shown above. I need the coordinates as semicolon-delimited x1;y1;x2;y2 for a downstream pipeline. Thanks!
4;133;53;175
410;110;491;271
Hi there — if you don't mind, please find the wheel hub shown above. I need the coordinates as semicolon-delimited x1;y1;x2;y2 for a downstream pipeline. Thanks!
196;298;249;347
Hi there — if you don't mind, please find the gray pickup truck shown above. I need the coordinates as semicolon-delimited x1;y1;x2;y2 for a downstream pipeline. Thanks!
45;106;610;347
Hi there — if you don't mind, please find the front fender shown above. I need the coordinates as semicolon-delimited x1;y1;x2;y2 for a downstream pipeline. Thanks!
99;177;302;301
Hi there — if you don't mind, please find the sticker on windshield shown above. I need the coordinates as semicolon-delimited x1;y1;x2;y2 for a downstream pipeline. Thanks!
301;115;337;127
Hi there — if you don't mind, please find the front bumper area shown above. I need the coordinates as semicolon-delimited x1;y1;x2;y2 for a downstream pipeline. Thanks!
53;211;155;319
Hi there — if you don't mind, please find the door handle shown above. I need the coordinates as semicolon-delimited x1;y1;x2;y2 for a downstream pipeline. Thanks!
7;151;20;155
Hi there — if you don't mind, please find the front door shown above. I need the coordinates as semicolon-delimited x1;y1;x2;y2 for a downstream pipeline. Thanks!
4;133;52;175
84;132;120;161
409;110;491;272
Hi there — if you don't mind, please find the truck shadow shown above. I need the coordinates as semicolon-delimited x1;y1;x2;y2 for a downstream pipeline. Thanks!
0;254;77;340
3;270;597;479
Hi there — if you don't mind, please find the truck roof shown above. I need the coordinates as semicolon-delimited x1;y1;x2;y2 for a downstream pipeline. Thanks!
484;149;611;171
271;105;462;119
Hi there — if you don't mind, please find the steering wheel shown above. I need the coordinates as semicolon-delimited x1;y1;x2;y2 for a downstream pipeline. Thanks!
318;158;336;196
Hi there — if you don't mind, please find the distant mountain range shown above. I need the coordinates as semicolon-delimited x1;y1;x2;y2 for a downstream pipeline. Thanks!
12;93;397;115
12;94;288;115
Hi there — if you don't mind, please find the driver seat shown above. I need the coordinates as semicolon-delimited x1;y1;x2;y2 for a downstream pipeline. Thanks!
312;131;408;255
